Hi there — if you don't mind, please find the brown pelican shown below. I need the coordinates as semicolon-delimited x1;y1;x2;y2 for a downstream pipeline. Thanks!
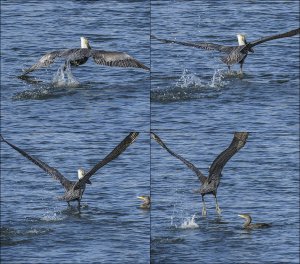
1;132;139;209
151;132;248;216
238;214;271;229
151;28;300;73
137;195;151;209
21;37;149;76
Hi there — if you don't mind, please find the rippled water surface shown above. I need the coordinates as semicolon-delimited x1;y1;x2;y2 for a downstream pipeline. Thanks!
1;0;299;263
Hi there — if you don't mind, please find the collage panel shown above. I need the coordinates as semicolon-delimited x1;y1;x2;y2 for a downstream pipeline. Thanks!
150;131;299;263
1;0;150;134
151;0;299;133
1;131;150;263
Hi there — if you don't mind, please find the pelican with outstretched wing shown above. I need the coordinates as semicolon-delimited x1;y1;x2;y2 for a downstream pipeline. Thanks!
151;132;248;216
21;37;149;77
152;28;299;73
1;132;139;210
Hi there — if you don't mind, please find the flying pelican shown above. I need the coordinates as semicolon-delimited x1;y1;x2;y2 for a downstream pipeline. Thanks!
151;28;299;73
238;214;271;229
21;37;149;76
1;132;139;209
137;195;151;209
151;132;248;216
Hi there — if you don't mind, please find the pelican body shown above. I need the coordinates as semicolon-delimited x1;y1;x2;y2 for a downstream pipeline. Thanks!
1;133;139;209
151;132;249;216
152;28;299;73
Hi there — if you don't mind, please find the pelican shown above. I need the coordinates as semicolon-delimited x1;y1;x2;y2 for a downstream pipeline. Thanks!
151;132;248;216
151;28;299;73
21;37;149;76
1;132;139;209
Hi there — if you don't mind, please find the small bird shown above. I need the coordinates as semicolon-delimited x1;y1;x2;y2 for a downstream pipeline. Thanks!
1;132;139;209
21;37;149;77
137;195;151;209
152;28;299;73
151;132;248;216
238;214;271;229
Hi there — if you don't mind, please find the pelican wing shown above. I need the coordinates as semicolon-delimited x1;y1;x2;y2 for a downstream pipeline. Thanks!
91;50;149;70
247;28;300;49
22;50;63;75
151;34;234;53
1;135;73;190
73;132;139;190
207;132;248;183
151;132;207;184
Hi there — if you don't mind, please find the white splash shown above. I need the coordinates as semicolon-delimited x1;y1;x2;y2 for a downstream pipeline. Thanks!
40;212;64;222
208;69;227;88
179;214;199;229
175;69;204;88
52;61;80;87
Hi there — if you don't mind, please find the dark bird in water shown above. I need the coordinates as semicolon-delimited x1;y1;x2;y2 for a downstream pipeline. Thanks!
1;132;139;209
238;214;271;229
151;28;300;73
21;37;149;76
137;195;151;209
151;132;249;216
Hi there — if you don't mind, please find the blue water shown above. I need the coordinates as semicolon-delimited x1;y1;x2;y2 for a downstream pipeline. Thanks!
1;0;299;263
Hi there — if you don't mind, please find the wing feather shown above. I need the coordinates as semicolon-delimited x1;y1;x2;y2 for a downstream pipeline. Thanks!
207;132;248;182
151;132;207;184
91;50;149;70
248;28;300;48
1;135;73;190
151;34;234;53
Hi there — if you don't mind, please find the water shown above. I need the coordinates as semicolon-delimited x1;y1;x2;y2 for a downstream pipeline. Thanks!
1;0;299;264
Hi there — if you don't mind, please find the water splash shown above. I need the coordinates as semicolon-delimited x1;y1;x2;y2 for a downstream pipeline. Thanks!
208;69;228;88
179;214;199;229
151;69;228;102
175;69;204;88
40;211;65;222
52;61;80;87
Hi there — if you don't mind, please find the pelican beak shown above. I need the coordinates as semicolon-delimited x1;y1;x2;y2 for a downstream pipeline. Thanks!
137;196;145;201
238;214;245;219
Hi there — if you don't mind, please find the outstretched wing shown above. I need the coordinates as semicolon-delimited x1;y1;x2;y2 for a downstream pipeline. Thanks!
151;34;234;53
1;135;73;191
21;48;91;75
73;132;139;190
91;50;149;70
247;28;300;49
22;50;64;75
207;132;249;182
151;132;207;184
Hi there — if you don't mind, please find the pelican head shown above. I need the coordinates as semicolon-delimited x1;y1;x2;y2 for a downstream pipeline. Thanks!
237;33;254;53
80;37;91;49
78;168;92;184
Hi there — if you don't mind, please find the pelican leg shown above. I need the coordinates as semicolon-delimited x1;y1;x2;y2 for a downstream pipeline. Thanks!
67;201;70;207
239;62;244;75
77;199;81;209
201;196;207;216
214;195;222;215
227;65;231;72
